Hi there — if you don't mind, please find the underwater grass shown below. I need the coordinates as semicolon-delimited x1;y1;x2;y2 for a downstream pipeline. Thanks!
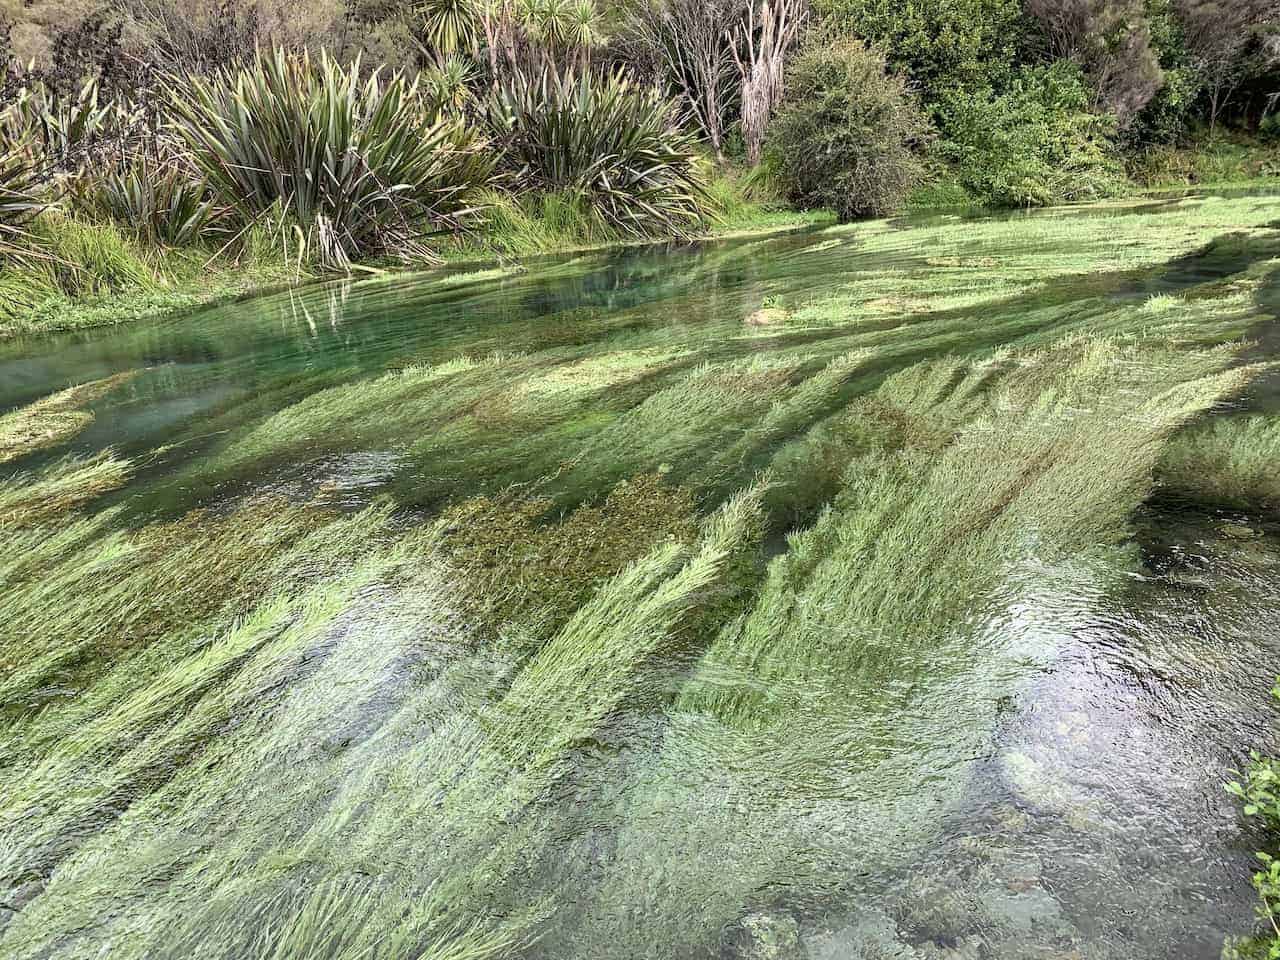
0;488;764;959
1158;413;1280;513
3;195;1280;959
438;473;701;643
0;371;137;464
547;337;1265;958
0;451;131;525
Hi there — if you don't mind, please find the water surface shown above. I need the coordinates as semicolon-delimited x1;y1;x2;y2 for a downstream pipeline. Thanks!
2;194;1279;959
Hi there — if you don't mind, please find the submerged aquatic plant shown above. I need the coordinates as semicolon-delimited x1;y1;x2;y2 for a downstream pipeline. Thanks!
0;452;132;526
1158;414;1280;513
0;371;138;464
3;196;1280;960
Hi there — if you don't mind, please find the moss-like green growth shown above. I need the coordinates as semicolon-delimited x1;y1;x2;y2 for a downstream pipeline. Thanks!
0;371;138;464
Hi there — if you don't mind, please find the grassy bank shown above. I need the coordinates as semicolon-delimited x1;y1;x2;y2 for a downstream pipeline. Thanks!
1;182;820;342
1130;136;1280;192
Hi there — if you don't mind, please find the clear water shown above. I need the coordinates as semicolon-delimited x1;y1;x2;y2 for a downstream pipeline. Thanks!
2;198;1279;959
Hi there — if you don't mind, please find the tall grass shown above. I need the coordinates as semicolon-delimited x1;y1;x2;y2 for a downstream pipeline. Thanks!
28;215;158;298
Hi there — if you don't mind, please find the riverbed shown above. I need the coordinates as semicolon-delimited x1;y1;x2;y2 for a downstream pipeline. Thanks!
1;193;1278;959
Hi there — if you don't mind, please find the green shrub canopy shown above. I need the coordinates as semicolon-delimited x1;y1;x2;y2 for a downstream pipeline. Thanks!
767;38;931;221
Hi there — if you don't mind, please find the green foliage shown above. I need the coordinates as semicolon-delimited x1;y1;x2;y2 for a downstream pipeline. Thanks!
167;47;494;270
439;474;701;639
767;39;930;221
811;0;1025;99
936;61;1124;207
1260;112;1280;145
423;53;478;113
484;68;710;239
97;157;220;248
419;0;482;56
29;213;157;297
0;142;48;261
1128;136;1280;187
1225;681;1280;959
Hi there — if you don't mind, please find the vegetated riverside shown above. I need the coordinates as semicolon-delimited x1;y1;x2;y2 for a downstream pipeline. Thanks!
2;193;1280;959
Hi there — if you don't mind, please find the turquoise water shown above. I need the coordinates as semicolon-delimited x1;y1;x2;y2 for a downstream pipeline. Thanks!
2;197;1279;959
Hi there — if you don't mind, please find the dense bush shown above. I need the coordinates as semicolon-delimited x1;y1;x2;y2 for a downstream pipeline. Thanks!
167;48;494;269
935;61;1124;207
811;0;1025;100
1025;0;1163;127
766;39;930;221
484;68;710;240
1260;112;1280;145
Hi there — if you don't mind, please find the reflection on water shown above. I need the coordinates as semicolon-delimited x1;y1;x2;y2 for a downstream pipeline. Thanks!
2;195;1279;959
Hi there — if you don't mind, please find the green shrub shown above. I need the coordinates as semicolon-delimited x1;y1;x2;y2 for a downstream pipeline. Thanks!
935;61;1124;207
1260;113;1280;145
97;157;221;248
812;0;1025;100
167;47;494;271
1128;137;1280;188
766;39;931;221
0;143;48;262
1225;680;1280;960
484;69;711;240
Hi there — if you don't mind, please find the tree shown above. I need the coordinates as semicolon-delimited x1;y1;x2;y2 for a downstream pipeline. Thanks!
811;0;1024;100
1176;0;1280;134
1026;0;1163;127
626;0;745;161
731;0;808;165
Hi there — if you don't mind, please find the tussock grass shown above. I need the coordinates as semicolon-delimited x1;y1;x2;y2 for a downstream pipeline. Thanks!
30;215;158;298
